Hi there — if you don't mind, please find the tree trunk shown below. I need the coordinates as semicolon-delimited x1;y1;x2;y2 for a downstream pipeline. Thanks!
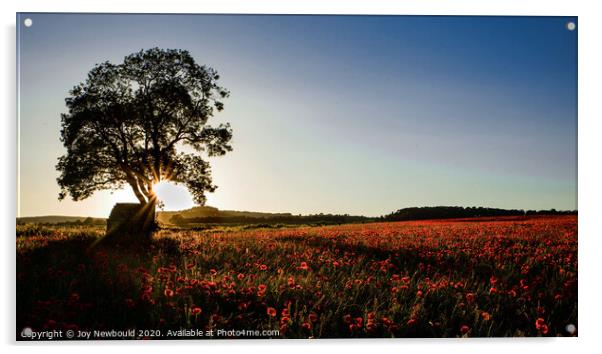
127;176;149;204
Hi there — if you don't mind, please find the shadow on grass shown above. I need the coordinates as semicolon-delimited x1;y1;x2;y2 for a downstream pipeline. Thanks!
16;232;174;336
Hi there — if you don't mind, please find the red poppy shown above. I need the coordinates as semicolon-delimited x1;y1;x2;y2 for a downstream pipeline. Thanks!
539;324;549;335
191;306;202;315
164;289;174;297
267;307;277;317
460;325;470;335
366;322;377;332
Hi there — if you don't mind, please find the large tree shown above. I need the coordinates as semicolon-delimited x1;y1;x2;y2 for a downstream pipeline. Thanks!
57;48;232;207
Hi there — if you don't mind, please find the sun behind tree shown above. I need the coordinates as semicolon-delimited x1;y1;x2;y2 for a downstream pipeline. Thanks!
56;48;233;236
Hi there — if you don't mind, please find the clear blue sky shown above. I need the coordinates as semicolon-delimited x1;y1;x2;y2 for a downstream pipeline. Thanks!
17;14;577;217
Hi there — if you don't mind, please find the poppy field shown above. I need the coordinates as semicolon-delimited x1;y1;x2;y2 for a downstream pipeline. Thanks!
16;215;577;339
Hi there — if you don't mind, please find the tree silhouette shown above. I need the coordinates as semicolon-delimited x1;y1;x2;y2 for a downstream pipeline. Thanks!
56;48;232;207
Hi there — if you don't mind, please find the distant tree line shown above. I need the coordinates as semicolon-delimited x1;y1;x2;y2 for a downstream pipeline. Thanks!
382;206;577;222
18;206;576;228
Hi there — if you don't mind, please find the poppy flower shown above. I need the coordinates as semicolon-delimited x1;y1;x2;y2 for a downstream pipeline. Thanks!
267;307;277;317
539;324;549;335
191;306;202;315
535;318;546;330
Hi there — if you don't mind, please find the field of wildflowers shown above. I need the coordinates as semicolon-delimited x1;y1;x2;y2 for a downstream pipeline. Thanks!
16;215;577;339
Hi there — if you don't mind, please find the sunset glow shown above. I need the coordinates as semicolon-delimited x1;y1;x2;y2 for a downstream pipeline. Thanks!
153;181;195;211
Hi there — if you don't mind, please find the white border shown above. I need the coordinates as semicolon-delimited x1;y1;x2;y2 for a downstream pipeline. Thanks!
3;1;601;353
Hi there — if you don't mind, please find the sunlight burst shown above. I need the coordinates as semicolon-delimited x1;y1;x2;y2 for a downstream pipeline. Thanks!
153;181;195;211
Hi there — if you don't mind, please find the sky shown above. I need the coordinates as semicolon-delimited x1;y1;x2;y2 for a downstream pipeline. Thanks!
17;14;577;217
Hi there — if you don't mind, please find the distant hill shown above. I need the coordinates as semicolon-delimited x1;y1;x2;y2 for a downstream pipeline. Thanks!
16;215;106;225
157;205;294;223
157;206;370;226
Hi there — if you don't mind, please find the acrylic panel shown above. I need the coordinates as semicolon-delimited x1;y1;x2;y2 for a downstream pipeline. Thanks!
16;13;577;340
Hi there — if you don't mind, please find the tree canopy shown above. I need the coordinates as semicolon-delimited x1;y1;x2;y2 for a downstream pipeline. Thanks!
56;48;233;206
